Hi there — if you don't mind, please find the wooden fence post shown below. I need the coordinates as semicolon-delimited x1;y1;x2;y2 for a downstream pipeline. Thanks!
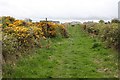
45;18;48;37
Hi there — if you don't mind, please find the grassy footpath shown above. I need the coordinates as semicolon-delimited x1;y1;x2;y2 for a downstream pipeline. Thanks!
3;25;118;78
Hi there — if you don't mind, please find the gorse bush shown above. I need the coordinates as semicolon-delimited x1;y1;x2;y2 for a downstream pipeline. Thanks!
2;33;18;62
2;16;69;63
0;16;15;28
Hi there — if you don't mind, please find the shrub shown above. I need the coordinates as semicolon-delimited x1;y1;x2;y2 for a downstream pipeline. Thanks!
82;22;118;49
111;18;120;23
2;16;69;64
99;20;104;23
2;33;18;62
1;16;15;28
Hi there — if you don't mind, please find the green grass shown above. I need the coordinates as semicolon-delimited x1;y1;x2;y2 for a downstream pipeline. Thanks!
3;25;118;78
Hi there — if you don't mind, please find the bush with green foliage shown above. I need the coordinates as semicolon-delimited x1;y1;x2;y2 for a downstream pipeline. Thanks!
82;22;118;49
99;20;104;23
111;18;120;23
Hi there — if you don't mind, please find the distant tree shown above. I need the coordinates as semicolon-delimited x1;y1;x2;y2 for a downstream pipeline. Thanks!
24;18;32;22
29;19;32;22
108;21;110;24
111;18;120;23
99;20;104;23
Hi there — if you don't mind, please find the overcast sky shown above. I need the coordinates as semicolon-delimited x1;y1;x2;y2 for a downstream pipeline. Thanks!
0;0;120;20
